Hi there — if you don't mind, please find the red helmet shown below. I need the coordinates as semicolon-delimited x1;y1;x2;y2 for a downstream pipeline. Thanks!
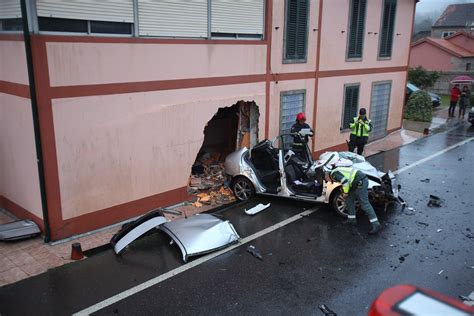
296;112;306;121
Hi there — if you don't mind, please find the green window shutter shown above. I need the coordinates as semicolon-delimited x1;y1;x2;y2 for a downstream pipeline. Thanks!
343;85;359;129
379;0;397;58
285;0;308;61
347;0;367;59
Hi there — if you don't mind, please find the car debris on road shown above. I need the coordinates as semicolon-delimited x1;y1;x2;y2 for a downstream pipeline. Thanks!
245;203;271;215
110;211;240;261
247;245;263;261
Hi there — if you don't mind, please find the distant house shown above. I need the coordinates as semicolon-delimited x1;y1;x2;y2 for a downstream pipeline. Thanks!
431;3;474;38
410;31;474;72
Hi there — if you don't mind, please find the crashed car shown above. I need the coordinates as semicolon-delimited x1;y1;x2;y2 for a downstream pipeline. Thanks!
224;131;401;217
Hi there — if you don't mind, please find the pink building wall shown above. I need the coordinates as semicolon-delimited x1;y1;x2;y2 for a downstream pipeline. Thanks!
52;83;265;219
315;71;406;151
0;39;43;222
409;42;456;71
0;94;43;220
0;40;29;85
270;0;319;74
268;78;315;144
319;0;414;71
46;42;267;87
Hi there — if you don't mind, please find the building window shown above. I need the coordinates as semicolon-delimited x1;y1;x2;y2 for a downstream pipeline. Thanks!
467;63;472;71
0;18;23;31
347;0;367;59
38;17;133;35
342;84;360;130
139;0;264;39
284;0;309;63
0;0;22;32
442;31;455;38
280;91;306;148
379;0;397;58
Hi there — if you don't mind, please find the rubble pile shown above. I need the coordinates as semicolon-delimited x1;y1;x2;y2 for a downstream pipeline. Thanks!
188;152;235;207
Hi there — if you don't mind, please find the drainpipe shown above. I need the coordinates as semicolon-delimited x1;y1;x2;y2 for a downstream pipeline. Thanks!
20;0;51;242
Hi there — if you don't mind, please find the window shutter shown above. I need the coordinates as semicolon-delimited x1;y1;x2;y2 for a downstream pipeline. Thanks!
211;0;264;36
0;0;21;19
347;0;367;59
280;91;305;148
379;0;397;58
285;0;308;61
36;0;134;23
343;86;359;129
138;0;208;38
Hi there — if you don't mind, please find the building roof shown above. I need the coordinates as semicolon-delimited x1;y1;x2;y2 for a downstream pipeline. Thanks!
433;3;474;28
445;30;474;41
411;37;474;58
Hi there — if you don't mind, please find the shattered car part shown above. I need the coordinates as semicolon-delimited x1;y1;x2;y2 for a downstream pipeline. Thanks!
160;214;240;262
427;195;442;207
0;220;40;241
247;245;263;260
319;304;337;316
111;210;167;254
245;203;271;215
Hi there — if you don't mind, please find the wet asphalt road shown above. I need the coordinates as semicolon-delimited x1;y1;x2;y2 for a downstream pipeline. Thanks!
1;122;473;315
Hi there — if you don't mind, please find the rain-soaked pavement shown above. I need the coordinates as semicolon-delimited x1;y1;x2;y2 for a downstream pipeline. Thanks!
1;122;473;315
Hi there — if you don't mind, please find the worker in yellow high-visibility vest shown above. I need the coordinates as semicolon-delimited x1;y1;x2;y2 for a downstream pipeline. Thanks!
348;108;372;155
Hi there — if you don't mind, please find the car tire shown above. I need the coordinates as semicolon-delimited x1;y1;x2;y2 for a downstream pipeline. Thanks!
231;177;255;201
330;186;348;218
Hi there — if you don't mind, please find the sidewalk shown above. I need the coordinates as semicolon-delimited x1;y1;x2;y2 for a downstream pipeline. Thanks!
0;107;454;288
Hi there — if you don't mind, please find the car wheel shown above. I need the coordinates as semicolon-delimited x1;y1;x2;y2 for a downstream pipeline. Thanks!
330;187;348;218
231;177;255;201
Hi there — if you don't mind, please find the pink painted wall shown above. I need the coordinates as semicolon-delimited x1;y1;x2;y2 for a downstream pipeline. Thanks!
0;40;29;84
46;42;267;87
0;93;43;218
409;42;455;71
270;0;319;73
315;72;406;151
319;0;414;71
52;83;265;219
268;79;315;148
447;35;474;53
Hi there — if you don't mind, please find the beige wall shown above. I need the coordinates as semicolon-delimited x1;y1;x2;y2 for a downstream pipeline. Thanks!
315;71;406;151
270;0;320;73
52;83;265;219
0;93;43;218
319;0;414;71
0;40;29;85
46;42;267;87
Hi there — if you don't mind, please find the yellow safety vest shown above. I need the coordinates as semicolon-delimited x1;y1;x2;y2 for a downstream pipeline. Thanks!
350;117;371;137
330;166;358;194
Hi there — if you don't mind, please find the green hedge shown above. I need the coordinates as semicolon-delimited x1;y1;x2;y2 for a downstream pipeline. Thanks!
404;90;432;122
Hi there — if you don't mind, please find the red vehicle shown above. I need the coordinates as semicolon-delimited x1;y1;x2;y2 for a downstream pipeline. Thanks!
369;284;474;316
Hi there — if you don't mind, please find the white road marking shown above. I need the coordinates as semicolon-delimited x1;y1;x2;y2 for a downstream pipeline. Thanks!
75;136;474;315
393;137;474;175
73;208;318;315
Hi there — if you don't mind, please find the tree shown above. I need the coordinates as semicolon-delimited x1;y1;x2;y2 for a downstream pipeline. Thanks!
408;66;440;89
404;90;432;122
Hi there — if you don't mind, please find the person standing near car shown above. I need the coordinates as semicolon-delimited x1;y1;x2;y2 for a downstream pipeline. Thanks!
449;84;461;117
324;165;382;235
348;108;372;155
459;85;471;119
291;112;313;146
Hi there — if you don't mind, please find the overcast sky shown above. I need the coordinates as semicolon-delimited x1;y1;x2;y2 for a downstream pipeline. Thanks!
416;0;474;16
